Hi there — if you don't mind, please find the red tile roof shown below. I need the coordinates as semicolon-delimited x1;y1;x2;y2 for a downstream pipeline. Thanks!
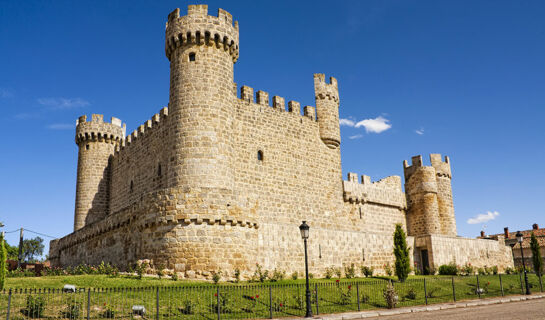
489;228;545;249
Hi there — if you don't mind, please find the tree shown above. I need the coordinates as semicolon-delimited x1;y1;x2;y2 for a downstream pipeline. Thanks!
393;223;411;282
22;237;44;263
0;233;7;290
3;239;18;260
530;232;543;277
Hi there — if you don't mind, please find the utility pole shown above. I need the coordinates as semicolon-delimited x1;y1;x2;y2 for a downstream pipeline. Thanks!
17;228;23;269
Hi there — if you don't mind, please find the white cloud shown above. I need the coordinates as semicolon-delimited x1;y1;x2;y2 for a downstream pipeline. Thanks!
47;123;74;130
348;134;363;140
467;211;499;225
415;128;424;135
38;97;90;109
355;116;391;133
339;118;356;127
340;116;392;134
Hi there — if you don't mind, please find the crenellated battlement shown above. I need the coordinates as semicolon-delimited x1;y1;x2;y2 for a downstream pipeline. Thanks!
237;85;315;120
75;114;126;145
116;107;169;152
343;172;406;208
165;5;239;62
403;154;452;180
314;73;339;103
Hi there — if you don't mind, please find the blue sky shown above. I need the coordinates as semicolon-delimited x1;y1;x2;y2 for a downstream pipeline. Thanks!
1;0;544;257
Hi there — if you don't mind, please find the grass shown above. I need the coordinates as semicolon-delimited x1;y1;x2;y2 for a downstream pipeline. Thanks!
1;274;542;319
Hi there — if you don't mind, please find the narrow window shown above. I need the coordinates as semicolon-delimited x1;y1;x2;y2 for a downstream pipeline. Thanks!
157;164;162;176
130;181;134;192
359;207;362;219
86;144;89;150
189;52;196;62
257;150;263;161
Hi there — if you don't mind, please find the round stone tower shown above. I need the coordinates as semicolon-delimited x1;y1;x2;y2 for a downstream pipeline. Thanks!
74;114;125;231
403;155;441;236
165;5;239;193
314;74;341;149
430;154;457;236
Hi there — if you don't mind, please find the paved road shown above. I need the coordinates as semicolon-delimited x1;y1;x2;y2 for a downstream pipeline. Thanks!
379;299;545;320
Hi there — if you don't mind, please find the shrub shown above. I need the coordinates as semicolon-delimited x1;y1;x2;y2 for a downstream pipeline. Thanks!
344;263;356;279
491;265;499;275
438;263;458;275
505;267;515;274
136;261;147;280
393;224;411;282
338;284;352;305
25;295;45;318
171;272;178;281
234;268;241;283
383;282;398;309
426;287;440;298
461;263;474;276
477;267;486;275
384;263;393;277
361;266;374;278
531;232;543;277
64;298;82;319
211;270;222;284
252;264;268;282
405;287;417;300
291;271;298;280
180;300;196;314
309;273;314;279
101;303;116;319
270;269;286;282
324;267;333;279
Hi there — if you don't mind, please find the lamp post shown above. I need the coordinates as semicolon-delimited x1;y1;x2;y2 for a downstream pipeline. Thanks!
299;221;312;318
516;231;531;295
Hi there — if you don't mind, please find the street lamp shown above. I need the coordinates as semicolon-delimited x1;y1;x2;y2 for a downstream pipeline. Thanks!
516;231;531;295
299;221;312;318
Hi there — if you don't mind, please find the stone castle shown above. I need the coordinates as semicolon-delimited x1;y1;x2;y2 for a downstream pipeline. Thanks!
50;5;513;279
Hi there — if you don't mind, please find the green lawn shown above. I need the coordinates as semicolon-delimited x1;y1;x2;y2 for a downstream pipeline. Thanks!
1;274;542;319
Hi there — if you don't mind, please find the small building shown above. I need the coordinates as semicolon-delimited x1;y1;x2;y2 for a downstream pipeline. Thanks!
484;224;545;269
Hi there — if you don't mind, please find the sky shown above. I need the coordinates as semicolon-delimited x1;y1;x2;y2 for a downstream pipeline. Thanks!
1;0;544;258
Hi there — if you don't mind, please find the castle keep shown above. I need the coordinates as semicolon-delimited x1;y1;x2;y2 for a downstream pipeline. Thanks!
50;5;513;278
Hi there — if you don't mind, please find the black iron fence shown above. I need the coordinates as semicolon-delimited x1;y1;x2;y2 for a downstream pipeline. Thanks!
1;274;543;319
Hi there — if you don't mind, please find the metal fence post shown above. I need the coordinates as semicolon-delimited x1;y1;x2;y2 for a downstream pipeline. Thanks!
451;277;456;302
156;287;159;320
499;274;504;297
424;278;428;305
87;288;91;320
315;283;319;315
476;275;481;298
6;289;12;320
269;286;273;319
539;275;543;293
356;283;361;311
217;287;221;320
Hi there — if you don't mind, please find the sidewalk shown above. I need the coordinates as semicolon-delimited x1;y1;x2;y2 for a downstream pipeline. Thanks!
274;294;545;319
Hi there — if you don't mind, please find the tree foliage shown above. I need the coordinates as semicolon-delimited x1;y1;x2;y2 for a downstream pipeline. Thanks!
530;232;543;277
0;233;7;290
393;224;411;282
22;236;45;263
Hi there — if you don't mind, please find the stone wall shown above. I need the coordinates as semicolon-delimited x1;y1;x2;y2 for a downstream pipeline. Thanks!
415;234;514;272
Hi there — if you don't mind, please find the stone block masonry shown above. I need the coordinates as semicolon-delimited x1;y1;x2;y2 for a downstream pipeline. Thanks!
49;4;513;279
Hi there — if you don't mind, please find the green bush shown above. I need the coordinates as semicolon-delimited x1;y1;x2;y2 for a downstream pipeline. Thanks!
324;267;333;279
291;271;298;280
438;263;458;275
344;263;356;279
234;268;241;283
64;298;82;319
393;224;410;282
270;269;286;281
211;270;222;284
25;295;45;318
361;265;374;277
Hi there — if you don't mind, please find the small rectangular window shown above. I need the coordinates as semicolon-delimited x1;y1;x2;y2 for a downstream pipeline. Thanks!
189;53;196;61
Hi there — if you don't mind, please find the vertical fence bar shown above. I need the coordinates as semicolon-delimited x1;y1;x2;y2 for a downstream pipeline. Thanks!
6;289;12;320
86;288;91;320
269;286;273;319
155;287;159;320
216;286;221;320
499;274;504;297
423;278;428;305
451;277;456;302
315;283;319;315
356;283;361;311
476;275;481;298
